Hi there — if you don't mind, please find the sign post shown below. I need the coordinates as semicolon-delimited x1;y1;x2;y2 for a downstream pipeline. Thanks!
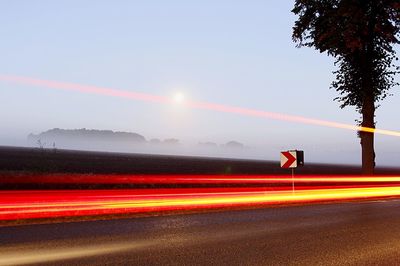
280;150;304;193
291;168;295;193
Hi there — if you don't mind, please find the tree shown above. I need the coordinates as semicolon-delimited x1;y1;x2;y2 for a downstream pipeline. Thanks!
292;0;400;174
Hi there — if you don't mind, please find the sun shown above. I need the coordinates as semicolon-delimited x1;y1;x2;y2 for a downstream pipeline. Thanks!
173;92;185;103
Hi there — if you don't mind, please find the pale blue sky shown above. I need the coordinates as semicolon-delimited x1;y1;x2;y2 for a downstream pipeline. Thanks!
0;1;399;165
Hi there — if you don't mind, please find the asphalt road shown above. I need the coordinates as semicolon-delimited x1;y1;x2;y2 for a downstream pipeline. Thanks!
1;200;400;266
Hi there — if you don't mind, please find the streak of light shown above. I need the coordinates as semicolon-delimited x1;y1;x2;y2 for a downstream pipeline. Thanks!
0;220;301;265
0;75;169;104
1;75;399;137
1;186;400;220
3;174;400;184
0;241;153;266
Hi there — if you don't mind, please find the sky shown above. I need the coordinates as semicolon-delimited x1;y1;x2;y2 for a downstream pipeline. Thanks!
0;1;399;165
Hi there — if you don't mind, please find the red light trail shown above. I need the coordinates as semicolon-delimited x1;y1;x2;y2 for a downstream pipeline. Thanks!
1;75;400;137
1;174;400;221
2;173;400;185
1;186;400;221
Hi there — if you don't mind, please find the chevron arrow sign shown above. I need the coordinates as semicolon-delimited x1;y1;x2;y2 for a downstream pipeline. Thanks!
280;151;298;168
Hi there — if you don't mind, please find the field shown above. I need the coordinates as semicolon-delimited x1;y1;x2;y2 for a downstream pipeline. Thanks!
1;146;399;190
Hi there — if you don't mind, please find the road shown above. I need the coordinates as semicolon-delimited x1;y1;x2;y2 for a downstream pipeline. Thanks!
1;199;400;265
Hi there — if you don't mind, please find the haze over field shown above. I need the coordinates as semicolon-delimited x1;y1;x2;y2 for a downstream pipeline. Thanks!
26;128;261;159
0;1;399;165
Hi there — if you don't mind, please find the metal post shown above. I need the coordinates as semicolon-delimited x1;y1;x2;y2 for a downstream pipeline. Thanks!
291;168;295;193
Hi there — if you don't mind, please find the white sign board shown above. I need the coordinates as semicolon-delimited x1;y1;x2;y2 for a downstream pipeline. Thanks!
280;151;297;168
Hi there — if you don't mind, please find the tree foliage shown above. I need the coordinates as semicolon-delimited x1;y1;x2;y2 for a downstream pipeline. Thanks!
292;0;400;112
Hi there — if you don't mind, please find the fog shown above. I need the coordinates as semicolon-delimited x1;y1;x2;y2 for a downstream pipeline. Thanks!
0;127;383;166
1;1;399;167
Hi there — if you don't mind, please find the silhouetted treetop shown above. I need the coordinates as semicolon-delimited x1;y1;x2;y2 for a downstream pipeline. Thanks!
293;0;400;109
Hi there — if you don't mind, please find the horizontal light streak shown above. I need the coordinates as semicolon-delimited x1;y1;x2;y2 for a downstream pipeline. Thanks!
3;174;400;184
1;186;400;220
1;75;399;137
0;75;168;104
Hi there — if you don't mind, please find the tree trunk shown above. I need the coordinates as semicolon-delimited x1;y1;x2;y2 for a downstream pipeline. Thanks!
360;95;375;175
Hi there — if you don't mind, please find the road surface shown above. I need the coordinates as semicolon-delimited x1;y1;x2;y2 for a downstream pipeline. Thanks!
1;199;400;265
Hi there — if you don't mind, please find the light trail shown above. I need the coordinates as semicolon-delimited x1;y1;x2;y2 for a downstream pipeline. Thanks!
0;75;168;104
1;75;400;137
1;186;400;221
3;173;400;185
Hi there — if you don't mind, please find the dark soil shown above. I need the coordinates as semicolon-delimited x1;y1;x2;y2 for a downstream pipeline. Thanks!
0;146;381;175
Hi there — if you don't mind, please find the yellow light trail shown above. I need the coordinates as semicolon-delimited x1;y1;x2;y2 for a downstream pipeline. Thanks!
2;186;400;220
1;75;400;137
106;187;400;209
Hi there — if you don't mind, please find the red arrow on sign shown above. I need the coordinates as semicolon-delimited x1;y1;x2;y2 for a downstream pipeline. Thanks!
281;151;296;168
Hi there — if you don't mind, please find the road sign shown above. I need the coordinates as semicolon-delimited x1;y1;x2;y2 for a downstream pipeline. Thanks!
281;150;304;193
280;150;304;168
281;151;297;168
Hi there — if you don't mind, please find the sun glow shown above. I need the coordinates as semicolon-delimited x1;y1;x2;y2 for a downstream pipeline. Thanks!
173;92;185;104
